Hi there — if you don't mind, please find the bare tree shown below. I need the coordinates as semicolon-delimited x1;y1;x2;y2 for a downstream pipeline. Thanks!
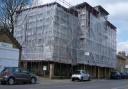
0;0;30;35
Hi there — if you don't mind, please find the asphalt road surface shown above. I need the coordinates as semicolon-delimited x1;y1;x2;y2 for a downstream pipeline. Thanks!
0;79;128;89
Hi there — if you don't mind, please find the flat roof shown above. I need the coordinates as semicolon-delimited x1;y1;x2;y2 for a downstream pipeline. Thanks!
17;2;78;17
106;21;117;30
117;55;127;60
71;2;99;16
94;5;109;15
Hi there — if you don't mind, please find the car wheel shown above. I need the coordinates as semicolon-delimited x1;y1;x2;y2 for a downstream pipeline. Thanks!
88;77;91;81
8;78;15;85
80;77;83;81
72;78;75;81
31;77;36;84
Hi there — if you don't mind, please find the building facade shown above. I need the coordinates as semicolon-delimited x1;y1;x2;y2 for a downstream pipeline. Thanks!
73;3;117;78
14;2;117;78
116;55;126;72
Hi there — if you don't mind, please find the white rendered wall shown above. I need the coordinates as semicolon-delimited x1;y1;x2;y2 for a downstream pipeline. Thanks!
0;46;19;70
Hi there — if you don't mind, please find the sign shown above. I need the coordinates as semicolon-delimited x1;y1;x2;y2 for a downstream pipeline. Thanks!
125;65;128;68
43;66;47;71
84;52;90;56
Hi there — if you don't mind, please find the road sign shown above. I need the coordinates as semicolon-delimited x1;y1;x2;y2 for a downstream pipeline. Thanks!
43;66;47;71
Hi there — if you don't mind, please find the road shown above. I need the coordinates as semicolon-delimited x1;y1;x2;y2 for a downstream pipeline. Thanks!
0;79;128;89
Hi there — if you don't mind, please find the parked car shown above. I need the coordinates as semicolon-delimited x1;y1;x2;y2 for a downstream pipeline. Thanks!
71;70;91;81
120;72;127;79
125;72;128;79
0;67;37;85
110;71;121;79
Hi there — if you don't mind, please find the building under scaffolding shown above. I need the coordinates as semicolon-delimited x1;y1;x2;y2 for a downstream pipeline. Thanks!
14;2;117;79
72;3;117;78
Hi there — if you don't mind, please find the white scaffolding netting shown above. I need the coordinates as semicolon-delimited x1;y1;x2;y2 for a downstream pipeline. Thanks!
14;2;117;68
77;9;116;68
14;3;79;64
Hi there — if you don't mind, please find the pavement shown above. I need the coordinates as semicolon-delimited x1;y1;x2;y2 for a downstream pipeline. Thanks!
0;77;128;89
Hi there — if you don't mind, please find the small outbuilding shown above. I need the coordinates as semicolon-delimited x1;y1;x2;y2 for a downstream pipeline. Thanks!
0;27;22;71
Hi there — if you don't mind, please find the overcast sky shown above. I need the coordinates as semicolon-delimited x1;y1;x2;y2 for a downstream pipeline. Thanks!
33;0;128;53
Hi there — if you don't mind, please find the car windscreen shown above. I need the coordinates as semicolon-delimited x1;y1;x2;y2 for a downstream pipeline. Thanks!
0;66;4;73
73;71;81;74
111;72;120;75
2;67;19;73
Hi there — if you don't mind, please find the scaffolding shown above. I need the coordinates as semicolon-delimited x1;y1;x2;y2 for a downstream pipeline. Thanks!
14;2;79;65
76;4;116;68
14;2;117;70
